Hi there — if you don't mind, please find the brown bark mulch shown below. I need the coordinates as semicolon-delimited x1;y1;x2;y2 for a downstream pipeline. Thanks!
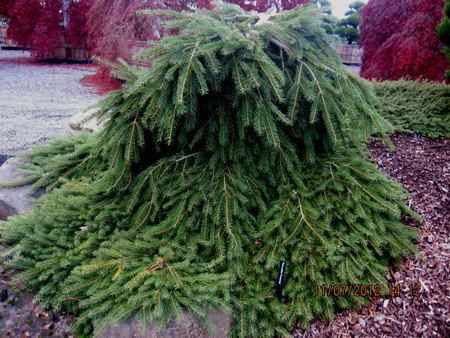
294;132;450;337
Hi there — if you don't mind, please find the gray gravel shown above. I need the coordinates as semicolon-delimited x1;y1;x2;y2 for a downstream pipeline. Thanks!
346;65;361;76
0;49;102;154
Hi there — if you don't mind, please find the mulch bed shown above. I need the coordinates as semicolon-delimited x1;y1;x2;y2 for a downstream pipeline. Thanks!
294;132;450;337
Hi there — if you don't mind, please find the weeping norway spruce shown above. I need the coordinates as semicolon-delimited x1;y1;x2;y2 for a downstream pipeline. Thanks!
0;3;419;336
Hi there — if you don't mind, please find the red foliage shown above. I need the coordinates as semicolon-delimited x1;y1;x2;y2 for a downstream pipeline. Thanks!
6;0;92;59
224;0;309;13
81;68;122;96
66;0;94;47
6;0;41;51
86;0;212;64
360;0;448;82
0;0;9;17
85;0;213;93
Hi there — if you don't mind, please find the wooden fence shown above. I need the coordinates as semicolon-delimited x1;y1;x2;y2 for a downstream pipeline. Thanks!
1;22;88;60
331;43;363;65
47;43;89;62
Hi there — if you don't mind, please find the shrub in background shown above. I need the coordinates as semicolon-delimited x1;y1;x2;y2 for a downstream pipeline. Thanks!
0;4;419;336
372;79;450;139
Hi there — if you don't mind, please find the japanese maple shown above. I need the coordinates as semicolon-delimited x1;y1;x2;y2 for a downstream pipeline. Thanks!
6;0;92;59
86;0;212;65
66;0;94;47
360;0;448;82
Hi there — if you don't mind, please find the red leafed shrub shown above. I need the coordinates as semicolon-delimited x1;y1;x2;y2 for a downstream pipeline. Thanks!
224;0;309;12
360;0;448;82
86;0;212;65
6;0;92;59
85;0;212;93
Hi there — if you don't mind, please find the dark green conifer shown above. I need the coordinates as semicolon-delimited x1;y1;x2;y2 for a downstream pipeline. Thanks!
0;3;419;336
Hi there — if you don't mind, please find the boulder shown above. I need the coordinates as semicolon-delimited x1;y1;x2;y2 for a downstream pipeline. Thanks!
0;199;17;221
68;108;103;133
0;157;45;216
98;308;233;338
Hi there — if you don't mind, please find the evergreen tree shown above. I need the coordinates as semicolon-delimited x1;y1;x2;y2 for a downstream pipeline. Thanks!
436;0;450;80
0;3;419;336
334;1;365;44
313;0;337;35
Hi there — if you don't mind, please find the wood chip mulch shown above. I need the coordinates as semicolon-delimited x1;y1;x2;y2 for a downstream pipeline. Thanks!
294;132;450;337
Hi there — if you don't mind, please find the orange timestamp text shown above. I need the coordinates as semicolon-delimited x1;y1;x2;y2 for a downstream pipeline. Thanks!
315;284;381;297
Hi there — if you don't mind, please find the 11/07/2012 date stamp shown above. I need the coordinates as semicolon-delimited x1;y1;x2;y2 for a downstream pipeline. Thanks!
315;284;422;297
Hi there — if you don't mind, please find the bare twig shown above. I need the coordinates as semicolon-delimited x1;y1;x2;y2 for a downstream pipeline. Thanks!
433;174;444;195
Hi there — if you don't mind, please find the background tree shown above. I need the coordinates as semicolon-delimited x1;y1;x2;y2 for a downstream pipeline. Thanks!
436;0;450;80
1;4;419;336
6;0;92;58
360;0;447;81
223;0;309;12
66;0;93;46
334;1;365;44
313;0;337;35
86;0;212;68
223;0;337;35
84;0;212;91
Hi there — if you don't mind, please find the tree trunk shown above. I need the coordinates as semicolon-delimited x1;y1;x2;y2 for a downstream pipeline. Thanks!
62;0;70;27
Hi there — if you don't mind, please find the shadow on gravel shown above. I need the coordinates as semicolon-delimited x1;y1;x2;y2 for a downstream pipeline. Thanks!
0;155;9;167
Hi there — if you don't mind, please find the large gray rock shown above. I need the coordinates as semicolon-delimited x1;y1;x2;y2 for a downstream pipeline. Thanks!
0;157;45;216
68;108;104;133
0;199;17;221
98;308;233;338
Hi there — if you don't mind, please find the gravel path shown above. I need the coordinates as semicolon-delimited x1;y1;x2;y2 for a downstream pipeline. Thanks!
0;49;102;155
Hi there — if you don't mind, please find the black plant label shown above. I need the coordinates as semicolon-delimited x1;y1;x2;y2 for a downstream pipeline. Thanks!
276;260;286;302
